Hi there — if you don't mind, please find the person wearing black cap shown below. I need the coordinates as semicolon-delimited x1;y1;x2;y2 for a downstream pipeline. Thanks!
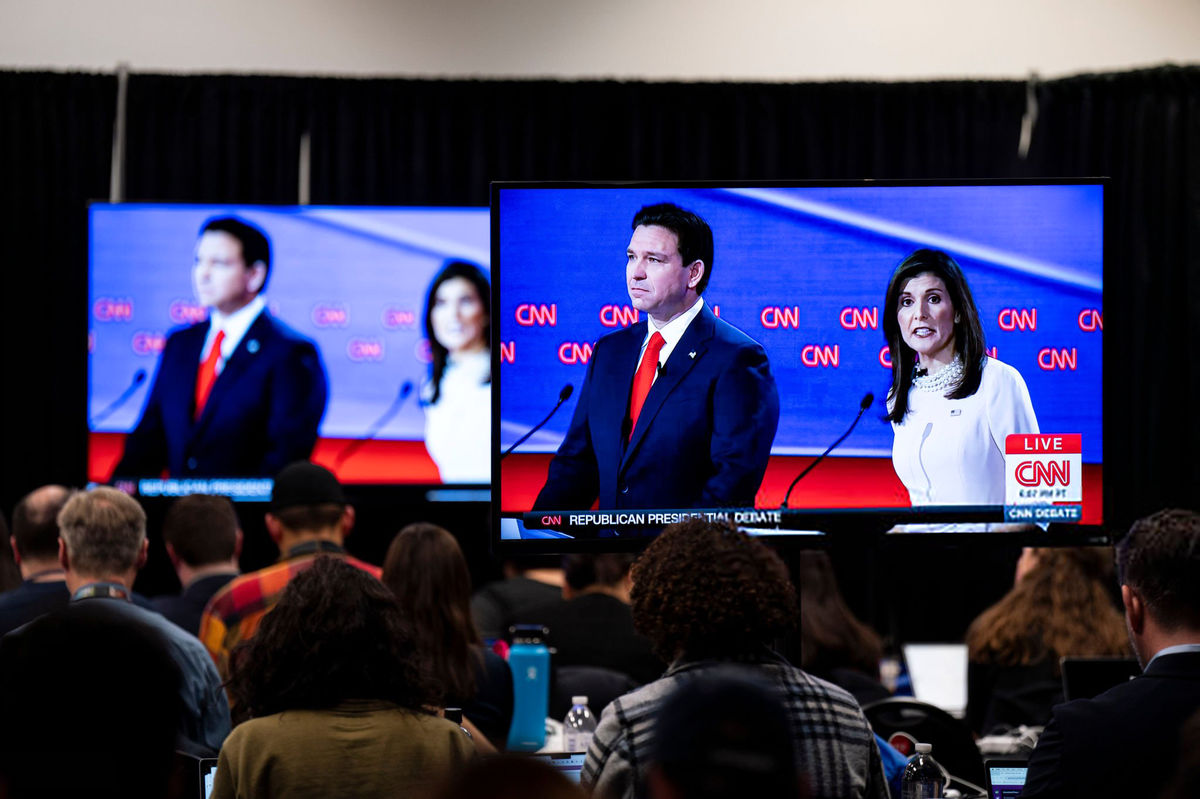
198;461;381;680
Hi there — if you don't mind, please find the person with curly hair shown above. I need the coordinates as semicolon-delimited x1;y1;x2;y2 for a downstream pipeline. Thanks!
212;557;474;799
581;520;887;799
964;547;1130;735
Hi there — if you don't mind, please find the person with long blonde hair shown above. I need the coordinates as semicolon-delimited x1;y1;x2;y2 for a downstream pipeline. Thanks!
965;547;1130;735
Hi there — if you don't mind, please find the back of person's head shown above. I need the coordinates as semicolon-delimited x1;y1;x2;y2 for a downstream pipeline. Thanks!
562;553;634;592
56;487;146;576
200;215;271;289
11;484;70;561
162;493;239;567
649;671;806;799
268;461;348;535
1161;706;1200;799
631;520;797;662
382;523;480;702
0;601;185;799
795;551;883;680
967;546;1128;667
431;755;587;799
1117;508;1200;631
228;556;431;718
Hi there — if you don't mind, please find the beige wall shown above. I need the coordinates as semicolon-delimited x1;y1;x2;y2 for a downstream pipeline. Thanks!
1;0;1197;80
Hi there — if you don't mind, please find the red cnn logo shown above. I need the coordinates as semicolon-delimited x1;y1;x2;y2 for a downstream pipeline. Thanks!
599;305;639;328
311;304;349;328
1078;309;1103;331
541;515;562;525
169;300;207;325
998;308;1038;331
1015;460;1071;487
515;304;557;326
761;306;801;329
801;344;839;368
558;342;593;365
93;297;134;322
500;341;515;364
131;331;166;356
839;307;878;330
382;308;417;330
879;346;892;369
347;338;385;362
1038;347;1078;371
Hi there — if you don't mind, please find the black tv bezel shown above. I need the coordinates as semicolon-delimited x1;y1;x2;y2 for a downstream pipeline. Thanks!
489;177;1110;554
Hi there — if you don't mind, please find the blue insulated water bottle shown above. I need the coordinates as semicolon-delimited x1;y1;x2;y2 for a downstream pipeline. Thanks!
506;624;550;751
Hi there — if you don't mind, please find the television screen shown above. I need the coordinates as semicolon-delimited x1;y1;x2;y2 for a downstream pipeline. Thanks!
89;203;490;499
492;181;1103;543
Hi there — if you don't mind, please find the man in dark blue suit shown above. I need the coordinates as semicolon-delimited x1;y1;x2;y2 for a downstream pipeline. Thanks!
115;216;327;478
1020;508;1200;799
534;203;778;511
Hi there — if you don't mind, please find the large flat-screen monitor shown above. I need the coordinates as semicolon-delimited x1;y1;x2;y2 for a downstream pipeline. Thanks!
492;180;1103;546
89;204;490;500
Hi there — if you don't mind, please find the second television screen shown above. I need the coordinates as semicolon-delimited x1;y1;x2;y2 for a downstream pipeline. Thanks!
495;181;1103;539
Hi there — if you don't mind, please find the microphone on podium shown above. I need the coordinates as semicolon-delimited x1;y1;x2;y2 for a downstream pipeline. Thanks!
334;380;415;469
90;369;148;427
781;392;874;509
500;384;574;460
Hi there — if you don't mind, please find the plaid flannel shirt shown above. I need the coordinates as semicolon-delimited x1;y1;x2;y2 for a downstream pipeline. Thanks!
582;649;889;799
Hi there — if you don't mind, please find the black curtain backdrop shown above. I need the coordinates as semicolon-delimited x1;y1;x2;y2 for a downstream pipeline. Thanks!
1;66;1195;639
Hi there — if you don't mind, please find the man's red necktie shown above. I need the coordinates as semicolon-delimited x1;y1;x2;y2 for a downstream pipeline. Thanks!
194;330;225;420
627;332;665;441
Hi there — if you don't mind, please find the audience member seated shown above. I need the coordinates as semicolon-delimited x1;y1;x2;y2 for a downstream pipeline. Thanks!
382;522;513;750
647;671;808;799
794;550;890;706
582;519;887;799
200;461;380;680
472;556;565;641
0;601;187;799
154;493;242;636
0;485;71;636
1160;706;1200;799
431;755;586;799
1021;509;1200;799
213;557;474;799
964;546;1128;736
58;486;231;753
526;553;666;686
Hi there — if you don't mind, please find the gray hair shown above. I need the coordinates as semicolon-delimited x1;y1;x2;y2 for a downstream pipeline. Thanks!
57;487;146;576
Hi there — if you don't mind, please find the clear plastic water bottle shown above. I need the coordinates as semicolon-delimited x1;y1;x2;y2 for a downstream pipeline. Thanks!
563;695;597;752
900;742;945;799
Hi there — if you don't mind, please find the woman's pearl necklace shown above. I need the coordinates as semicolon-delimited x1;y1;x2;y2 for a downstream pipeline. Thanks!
912;354;964;394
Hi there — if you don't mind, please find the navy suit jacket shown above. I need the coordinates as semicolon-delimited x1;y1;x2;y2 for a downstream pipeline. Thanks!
115;311;328;478
1021;650;1200;799
533;304;779;510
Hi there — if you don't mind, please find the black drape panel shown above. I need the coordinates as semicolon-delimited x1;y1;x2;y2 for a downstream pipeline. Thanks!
0;72;115;514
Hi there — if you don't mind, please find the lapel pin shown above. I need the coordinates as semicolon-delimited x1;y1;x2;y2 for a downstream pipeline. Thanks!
950;408;961;416
688;351;696;359
247;340;260;354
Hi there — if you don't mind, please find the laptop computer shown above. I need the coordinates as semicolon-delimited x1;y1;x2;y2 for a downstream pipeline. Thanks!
903;643;968;718
1060;656;1140;701
984;758;1029;799
525;752;588;784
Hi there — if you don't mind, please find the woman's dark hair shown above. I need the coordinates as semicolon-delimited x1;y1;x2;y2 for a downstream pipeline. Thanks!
882;248;987;423
227;556;432;718
382;523;481;703
424;260;491;405
631;520;797;662
796;552;883;680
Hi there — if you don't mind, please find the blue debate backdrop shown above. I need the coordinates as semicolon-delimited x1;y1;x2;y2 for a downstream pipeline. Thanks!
496;183;1103;464
89;204;490;442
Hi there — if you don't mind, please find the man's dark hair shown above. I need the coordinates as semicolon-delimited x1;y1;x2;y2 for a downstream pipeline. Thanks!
882;248;988;423
227;557;433;718
200;215;272;291
631;520;797;662
562;553;633;592
0;602;184;799
632;203;715;295
11;485;70;561
1116;508;1200;631
273;503;345;533
162;494;238;567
